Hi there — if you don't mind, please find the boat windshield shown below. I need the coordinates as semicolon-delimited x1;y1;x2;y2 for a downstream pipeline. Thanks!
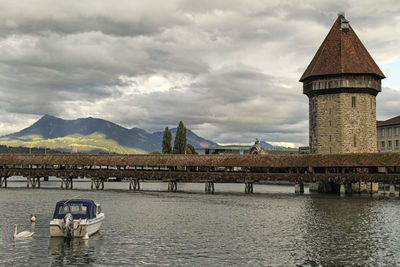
59;204;87;215
53;199;96;219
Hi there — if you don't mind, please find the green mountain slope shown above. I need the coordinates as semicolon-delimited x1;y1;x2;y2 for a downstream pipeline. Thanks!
5;114;218;152
0;133;146;154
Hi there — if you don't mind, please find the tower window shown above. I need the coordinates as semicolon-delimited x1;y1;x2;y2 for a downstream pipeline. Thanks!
352;96;356;107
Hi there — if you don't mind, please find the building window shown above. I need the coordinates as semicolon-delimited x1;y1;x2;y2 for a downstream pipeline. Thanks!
389;140;392;148
381;128;385;138
396;127;399;136
352;96;356;107
396;140;399;148
389;128;392;137
382;141;385;149
330;135;332;142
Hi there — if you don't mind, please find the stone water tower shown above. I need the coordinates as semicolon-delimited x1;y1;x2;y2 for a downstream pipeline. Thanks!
300;14;385;154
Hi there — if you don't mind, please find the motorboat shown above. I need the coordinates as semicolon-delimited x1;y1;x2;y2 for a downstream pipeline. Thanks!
49;199;104;238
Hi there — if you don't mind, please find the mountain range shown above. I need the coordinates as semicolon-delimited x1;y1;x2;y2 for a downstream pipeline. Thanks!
0;115;217;153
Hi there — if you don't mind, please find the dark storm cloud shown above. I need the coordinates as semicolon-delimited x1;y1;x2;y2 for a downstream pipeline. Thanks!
0;0;398;147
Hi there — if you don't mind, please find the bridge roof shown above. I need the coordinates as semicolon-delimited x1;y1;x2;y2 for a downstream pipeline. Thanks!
300;15;385;82
0;153;400;168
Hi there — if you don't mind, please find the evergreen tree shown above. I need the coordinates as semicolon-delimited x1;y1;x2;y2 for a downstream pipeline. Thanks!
173;121;187;154
162;126;172;154
186;144;197;154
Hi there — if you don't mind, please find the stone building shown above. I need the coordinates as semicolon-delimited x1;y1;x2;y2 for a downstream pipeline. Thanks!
377;115;400;152
300;14;385;154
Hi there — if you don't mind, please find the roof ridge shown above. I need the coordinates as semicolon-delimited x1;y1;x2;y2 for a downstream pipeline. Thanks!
300;15;385;81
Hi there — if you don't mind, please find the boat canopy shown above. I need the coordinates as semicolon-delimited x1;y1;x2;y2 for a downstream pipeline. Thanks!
53;199;97;220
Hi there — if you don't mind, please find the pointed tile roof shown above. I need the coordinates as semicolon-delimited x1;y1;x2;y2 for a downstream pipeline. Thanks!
300;15;385;82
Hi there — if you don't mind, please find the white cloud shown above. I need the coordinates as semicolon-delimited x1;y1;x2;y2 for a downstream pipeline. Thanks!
0;0;399;147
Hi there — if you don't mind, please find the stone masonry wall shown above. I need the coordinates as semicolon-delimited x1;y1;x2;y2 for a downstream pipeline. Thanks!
310;92;377;154
339;93;377;153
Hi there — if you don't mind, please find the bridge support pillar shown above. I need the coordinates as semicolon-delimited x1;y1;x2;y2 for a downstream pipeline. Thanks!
62;177;73;190
168;181;177;192
0;177;7;188
26;176;40;188
340;183;346;196
129;178;140;191
367;182;379;195
205;181;214;194
295;182;304;194
245;182;254;194
31;177;41;188
92;178;104;190
390;184;396;196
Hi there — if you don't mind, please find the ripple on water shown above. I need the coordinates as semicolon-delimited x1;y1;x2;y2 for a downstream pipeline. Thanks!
1;183;400;266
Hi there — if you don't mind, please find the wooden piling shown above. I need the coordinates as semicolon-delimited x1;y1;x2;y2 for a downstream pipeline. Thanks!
205;181;214;194
390;184;396;196
245;182;253;194
295;182;304;194
340;183;346;196
0;177;6;188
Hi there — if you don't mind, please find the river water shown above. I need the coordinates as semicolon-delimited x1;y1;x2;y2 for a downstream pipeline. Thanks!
1;179;400;266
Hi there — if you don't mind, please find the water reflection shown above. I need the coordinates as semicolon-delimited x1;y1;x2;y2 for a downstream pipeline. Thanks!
49;236;101;266
301;195;379;265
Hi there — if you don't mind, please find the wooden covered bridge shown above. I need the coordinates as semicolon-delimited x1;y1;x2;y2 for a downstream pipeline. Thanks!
0;153;400;194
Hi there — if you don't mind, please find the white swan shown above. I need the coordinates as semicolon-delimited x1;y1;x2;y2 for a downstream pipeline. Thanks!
13;224;34;239
30;215;36;222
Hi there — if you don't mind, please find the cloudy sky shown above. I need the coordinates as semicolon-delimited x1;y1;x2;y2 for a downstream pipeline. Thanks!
0;0;399;147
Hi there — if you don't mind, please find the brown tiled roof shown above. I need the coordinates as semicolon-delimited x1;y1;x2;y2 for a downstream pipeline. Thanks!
300;15;385;82
377;115;400;127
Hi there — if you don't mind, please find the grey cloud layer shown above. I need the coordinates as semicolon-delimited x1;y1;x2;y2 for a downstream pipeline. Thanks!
0;0;398;146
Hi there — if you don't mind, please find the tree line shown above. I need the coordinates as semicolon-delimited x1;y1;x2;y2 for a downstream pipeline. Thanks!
0;145;63;154
162;121;196;154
